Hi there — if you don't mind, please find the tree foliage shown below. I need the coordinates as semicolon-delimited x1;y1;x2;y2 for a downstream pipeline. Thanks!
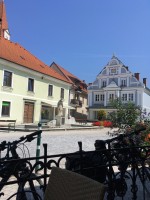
97;110;106;120
108;99;140;128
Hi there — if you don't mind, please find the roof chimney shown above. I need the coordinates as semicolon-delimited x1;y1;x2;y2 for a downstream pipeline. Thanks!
143;78;147;86
134;73;140;81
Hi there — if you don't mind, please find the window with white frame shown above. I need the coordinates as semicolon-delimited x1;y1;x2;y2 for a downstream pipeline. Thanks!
60;88;64;99
102;80;107;87
109;67;118;75
109;94;114;100
3;70;12;87
1;101;11;116
28;78;34;92
129;93;133;101
100;94;104;101
48;85;53;96
121;79;126;87
95;94;100;102
122;94;127;101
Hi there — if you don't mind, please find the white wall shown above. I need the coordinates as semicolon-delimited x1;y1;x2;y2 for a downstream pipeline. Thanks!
143;92;150;113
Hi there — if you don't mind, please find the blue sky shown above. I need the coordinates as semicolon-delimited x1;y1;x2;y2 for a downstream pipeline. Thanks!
6;0;150;86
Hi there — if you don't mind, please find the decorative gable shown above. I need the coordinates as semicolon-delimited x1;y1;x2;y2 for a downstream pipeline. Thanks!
105;81;119;89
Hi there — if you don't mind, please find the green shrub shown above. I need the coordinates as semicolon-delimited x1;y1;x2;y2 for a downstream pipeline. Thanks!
97;110;106;120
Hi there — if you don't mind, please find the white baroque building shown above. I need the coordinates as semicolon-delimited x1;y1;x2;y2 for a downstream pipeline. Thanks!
87;55;150;120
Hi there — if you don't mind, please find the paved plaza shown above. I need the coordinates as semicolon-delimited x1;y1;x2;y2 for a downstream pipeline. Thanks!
0;128;149;199
0;128;111;200
0;128;112;158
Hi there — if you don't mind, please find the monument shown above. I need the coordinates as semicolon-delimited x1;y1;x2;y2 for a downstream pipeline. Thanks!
56;99;63;126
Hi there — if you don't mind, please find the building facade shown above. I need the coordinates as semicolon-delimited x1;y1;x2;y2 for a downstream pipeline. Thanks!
50;62;88;120
0;0;72;124
88;55;150;121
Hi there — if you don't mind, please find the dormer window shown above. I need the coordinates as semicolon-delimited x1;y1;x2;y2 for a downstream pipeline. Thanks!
121;79;126;87
102;80;107;87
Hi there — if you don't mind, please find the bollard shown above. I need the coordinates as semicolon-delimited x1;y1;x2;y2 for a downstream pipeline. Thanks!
35;122;42;173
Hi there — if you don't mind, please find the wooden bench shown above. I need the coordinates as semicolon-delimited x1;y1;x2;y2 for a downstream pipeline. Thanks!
0;120;16;131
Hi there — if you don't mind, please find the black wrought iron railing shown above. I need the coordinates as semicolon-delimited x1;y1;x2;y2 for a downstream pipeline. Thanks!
0;135;150;199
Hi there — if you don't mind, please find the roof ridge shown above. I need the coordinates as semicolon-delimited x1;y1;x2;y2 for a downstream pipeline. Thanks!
55;62;85;83
0;38;71;84
53;62;73;82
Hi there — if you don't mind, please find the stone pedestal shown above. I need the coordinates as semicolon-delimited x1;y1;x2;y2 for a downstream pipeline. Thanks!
56;116;62;127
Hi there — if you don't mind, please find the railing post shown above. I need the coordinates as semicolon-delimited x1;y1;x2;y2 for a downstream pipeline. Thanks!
131;147;138;200
107;141;115;200
43;143;48;192
141;159;146;200
35;122;42;173
78;141;83;174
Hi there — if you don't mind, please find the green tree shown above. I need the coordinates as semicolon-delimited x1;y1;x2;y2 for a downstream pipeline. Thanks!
108;98;140;128
97;110;106;120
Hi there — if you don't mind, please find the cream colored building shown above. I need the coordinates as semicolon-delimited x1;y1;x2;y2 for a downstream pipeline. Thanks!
0;1;72;125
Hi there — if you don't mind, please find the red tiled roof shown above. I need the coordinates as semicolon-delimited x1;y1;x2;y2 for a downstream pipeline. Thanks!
51;62;87;93
0;1;8;36
0;37;70;83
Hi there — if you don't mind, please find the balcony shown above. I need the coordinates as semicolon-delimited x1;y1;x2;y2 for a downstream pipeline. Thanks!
70;99;82;107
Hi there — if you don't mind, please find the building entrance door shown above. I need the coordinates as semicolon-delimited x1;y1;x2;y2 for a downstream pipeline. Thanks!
23;102;34;123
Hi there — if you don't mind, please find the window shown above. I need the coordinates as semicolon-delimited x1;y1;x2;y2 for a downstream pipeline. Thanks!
122;94;127;101
102;80;106;87
3;70;12;87
28;78;34;92
109;94;114;100
121;79;126;87
41;106;49;120
48;85;53;96
109;67;118;75
1;101;10;116
129;93;133;101
111;68;116;74
100;94;104;101
60;88;64;99
95;94;100;102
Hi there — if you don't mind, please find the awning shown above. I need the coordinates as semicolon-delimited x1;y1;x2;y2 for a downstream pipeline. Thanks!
41;101;53;107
